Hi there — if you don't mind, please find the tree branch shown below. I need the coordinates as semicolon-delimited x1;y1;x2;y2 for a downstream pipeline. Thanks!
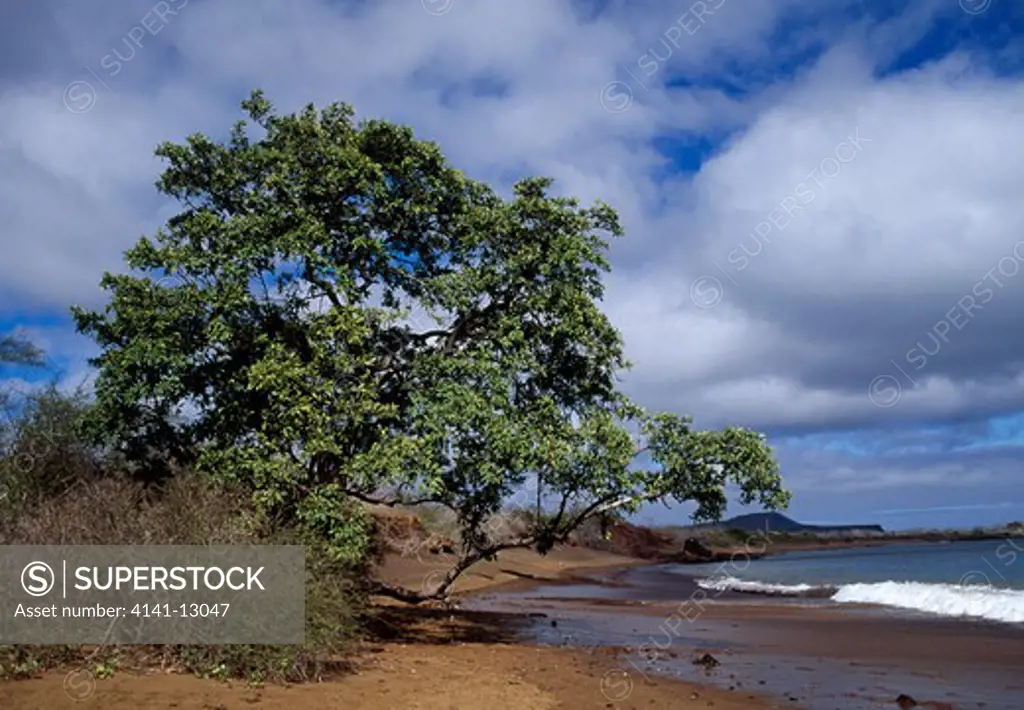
302;264;343;310
368;536;535;603
346;487;451;509
555;491;662;542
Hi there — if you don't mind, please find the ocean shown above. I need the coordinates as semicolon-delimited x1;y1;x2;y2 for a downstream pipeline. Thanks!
468;540;1024;709
678;538;1024;624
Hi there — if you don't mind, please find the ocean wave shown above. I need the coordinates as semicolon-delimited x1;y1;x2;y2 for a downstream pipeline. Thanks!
832;581;1024;623
697;575;1024;623
696;575;835;597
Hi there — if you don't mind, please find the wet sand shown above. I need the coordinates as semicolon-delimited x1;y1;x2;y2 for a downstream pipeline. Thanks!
469;564;1024;710
1;548;781;710
4;546;1021;709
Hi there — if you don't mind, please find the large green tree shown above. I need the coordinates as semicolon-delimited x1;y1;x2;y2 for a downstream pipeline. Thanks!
73;91;788;600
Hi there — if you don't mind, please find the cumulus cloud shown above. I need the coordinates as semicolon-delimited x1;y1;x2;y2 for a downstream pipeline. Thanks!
2;0;1021;527
615;47;1024;431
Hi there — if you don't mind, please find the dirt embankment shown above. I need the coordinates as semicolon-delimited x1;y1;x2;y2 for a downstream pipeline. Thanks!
369;507;772;598
568;520;766;564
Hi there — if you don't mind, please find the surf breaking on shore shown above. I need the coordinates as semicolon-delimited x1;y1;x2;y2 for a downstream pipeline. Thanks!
696;575;1024;624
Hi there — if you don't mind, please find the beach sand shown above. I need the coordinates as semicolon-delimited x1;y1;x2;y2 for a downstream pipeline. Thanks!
1;638;778;709
0;547;781;710
5;545;1021;709
474;563;1024;709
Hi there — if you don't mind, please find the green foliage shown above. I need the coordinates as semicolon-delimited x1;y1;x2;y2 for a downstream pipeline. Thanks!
0;384;103;511
0;333;45;447
0;334;44;367
92;660;117;679
73;90;788;596
167;543;362;682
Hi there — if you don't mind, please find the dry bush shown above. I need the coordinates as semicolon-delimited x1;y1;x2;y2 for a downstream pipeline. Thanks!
0;473;365;683
0;385;103;508
0;474;252;546
567;515;607;549
404;503;460;539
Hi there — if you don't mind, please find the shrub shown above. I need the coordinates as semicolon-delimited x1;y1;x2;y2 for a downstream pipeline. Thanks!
0;384;104;512
0;473;366;683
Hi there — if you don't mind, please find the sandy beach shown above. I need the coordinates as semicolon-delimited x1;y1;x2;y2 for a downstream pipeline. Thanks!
4;544;1022;709
0;641;779;710
1;547;782;710
472;562;1024;710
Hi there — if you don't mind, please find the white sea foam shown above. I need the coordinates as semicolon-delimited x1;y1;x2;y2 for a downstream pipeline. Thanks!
697;575;1024;623
697;575;822;595
831;581;1024;623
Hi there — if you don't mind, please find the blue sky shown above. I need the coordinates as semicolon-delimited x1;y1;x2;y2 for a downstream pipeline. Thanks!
2;0;1024;531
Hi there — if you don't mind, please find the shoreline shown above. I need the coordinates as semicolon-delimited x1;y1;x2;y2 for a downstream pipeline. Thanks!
670;531;1024;567
6;543;1023;709
3;547;783;710
752;531;1021;555
469;559;1024;710
374;544;652;601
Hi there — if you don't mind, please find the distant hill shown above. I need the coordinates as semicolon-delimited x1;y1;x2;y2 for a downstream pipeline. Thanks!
697;512;884;534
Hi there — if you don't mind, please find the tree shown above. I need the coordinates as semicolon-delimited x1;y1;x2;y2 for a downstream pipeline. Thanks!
0;332;45;421
0;333;47;501
72;91;788;600
0;334;43;367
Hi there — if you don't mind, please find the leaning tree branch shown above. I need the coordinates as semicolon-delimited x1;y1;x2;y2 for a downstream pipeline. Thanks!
345;487;453;510
557;490;663;540
301;263;343;310
371;489;666;603
368;536;536;603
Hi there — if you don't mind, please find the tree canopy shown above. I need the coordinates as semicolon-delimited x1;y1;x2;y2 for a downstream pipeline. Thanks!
73;90;788;600
0;333;45;424
0;334;44;367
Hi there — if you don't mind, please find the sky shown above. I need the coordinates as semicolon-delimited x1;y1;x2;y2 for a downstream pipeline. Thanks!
2;0;1023;531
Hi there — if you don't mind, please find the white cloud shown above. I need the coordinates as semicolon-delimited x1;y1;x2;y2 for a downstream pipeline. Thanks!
2;0;1022;522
